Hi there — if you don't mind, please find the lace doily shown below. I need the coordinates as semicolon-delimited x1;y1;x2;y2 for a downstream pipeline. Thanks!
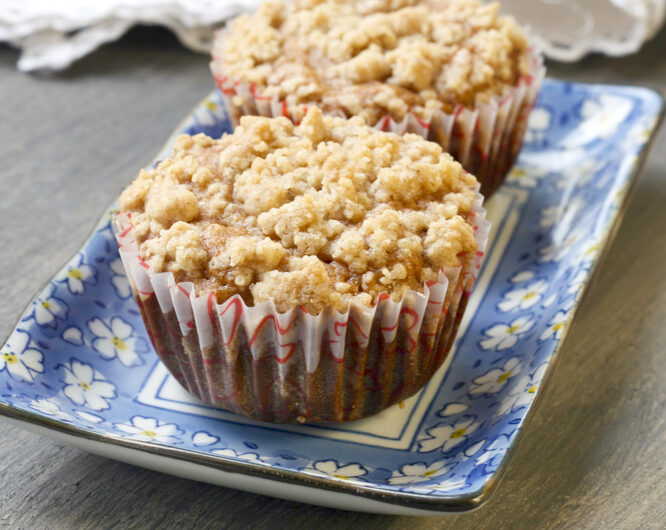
0;0;664;71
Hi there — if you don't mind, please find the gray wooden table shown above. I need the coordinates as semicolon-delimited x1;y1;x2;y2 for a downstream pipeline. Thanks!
1;26;664;530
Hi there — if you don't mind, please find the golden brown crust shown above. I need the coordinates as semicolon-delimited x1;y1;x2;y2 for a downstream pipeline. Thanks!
119;108;478;313
213;0;529;122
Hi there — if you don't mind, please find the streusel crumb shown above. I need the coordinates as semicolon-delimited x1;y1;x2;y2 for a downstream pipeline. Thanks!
213;0;529;123
119;108;478;313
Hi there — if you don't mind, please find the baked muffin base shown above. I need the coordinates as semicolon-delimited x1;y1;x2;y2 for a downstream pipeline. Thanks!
114;195;489;423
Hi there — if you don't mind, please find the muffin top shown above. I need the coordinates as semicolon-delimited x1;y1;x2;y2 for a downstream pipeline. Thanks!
119;108;478;313
213;0;529;124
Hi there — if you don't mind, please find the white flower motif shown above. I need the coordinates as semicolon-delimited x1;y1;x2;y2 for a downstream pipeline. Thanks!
464;439;486;457
545;196;586;236
498;280;548;312
61;359;116;410
540;205;563;229
211;448;264;464
388;459;451;485
402;472;469;494
538;233;579;263
563;94;633;147
29;284;68;328
506;164;549;188
521;146;586;174
510;270;534;284
301;460;368;482
427;475;469;493
89;316;149;366
479;316;534;351
469;357;521;396
539;311;568;342
562;296;576;312
29;397;73;421
524;106;551;144
542;293;557;308
498;363;549;416
557;158;605;190
475;435;511;472
621;115;656;154
575;242;600;266
114;416;184;444
109;258;131;299
567;269;588;295
0;330;44;382
192;431;219;447
56;253;96;295
195;98;226;127
438;402;469;417
75;410;105;424
419;415;481;453
61;326;84;346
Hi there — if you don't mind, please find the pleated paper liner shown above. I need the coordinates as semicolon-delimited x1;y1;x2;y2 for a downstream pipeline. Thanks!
211;43;544;198
113;193;489;423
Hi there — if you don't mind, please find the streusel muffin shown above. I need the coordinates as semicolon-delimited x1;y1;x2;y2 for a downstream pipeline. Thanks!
115;108;489;422
211;0;544;196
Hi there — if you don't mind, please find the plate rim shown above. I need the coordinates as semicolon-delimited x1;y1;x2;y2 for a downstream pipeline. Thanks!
0;81;663;514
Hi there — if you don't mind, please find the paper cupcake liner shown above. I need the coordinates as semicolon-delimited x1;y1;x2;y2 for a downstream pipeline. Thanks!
113;194;489;423
211;45;544;198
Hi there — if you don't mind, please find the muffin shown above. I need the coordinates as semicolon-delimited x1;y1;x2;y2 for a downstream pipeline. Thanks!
210;0;545;197
115;108;489;423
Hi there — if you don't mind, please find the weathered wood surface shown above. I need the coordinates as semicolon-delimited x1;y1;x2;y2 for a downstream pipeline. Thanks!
0;26;664;530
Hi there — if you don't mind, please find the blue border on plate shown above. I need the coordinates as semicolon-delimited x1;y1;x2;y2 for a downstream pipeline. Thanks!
0;79;663;511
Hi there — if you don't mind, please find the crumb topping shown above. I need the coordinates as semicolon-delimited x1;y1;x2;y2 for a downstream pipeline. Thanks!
119;108;479;313
213;0;529;123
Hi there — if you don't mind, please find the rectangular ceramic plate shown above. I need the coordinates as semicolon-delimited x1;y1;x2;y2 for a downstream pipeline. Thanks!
0;80;663;515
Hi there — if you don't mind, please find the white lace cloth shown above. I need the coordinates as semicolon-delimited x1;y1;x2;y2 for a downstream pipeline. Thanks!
0;0;664;72
503;0;665;62
0;0;259;71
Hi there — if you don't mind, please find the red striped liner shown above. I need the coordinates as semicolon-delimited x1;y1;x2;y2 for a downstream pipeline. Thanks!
113;193;489;423
210;42;545;198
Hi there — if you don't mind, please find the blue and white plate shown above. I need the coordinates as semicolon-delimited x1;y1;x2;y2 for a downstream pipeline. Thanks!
0;80;663;515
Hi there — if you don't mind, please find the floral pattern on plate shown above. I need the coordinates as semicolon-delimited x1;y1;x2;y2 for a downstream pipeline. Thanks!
0;80;662;509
